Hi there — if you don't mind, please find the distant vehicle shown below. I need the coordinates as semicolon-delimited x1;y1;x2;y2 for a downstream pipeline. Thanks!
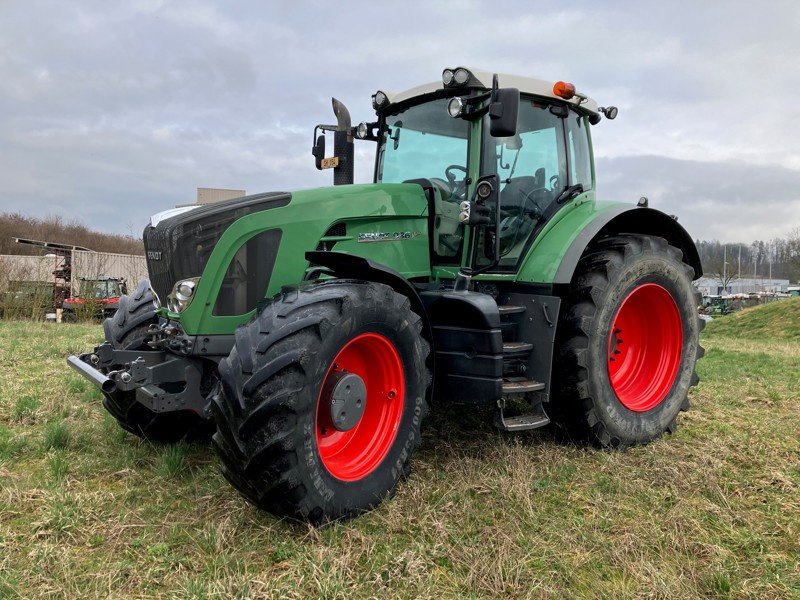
62;276;127;322
701;295;733;315
789;286;800;297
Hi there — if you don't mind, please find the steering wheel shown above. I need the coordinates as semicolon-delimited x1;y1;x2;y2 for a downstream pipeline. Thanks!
503;186;548;221
444;164;468;199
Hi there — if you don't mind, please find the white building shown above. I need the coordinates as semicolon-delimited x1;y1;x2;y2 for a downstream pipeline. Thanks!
694;276;790;296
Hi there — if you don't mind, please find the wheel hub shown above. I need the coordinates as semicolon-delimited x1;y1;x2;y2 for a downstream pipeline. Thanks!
325;371;367;432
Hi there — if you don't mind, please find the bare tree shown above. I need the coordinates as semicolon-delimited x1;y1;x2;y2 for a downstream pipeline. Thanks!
707;246;738;294
788;227;800;272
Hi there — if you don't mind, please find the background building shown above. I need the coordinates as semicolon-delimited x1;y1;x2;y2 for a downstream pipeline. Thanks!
177;187;246;208
694;276;790;296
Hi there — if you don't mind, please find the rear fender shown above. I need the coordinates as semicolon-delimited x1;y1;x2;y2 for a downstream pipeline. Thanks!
554;206;702;284
517;203;701;286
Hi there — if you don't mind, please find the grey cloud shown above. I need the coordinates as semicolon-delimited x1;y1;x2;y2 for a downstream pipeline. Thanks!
0;0;799;238
598;155;800;241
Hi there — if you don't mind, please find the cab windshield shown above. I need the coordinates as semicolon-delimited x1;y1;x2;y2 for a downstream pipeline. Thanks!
376;97;470;194
80;280;120;299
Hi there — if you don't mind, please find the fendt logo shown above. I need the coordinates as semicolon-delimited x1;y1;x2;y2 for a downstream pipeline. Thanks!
147;251;163;261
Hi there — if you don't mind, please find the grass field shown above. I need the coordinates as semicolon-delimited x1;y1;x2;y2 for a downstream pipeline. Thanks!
1;301;799;598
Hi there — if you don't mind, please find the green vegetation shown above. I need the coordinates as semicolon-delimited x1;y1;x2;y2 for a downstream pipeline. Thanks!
705;296;800;339
0;212;142;255
0;314;798;598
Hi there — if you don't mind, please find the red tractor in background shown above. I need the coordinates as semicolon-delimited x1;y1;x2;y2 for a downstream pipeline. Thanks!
62;276;127;322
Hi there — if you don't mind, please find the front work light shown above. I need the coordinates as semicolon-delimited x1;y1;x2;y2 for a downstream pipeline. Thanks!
356;122;369;139
453;68;470;86
600;106;619;119
372;90;389;110
447;97;465;117
443;67;471;87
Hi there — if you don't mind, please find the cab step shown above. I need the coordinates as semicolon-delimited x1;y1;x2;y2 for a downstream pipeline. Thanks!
495;401;550;432
502;341;533;355
501;377;545;394
498;304;526;316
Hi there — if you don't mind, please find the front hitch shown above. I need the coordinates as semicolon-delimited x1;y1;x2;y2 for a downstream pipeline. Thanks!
65;342;210;416
67;355;117;394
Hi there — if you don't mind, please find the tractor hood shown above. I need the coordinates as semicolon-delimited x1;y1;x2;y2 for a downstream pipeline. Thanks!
144;183;430;331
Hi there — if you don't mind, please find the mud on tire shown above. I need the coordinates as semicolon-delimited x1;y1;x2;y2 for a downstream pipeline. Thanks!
101;279;214;443
212;279;431;524
551;234;704;448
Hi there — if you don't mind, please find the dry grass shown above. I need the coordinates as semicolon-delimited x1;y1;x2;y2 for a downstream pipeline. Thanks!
0;319;798;599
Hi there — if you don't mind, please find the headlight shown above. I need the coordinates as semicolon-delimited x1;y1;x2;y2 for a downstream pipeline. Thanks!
356;121;369;139
167;277;200;313
442;69;454;86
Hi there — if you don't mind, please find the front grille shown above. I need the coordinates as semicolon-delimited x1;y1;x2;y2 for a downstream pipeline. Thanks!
315;222;347;252
324;222;346;237
143;225;173;302
143;191;291;301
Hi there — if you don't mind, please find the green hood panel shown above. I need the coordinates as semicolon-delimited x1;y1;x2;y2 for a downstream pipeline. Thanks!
178;183;430;335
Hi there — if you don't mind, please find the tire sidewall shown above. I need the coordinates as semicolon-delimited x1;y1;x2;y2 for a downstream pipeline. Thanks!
296;295;427;513
585;253;699;441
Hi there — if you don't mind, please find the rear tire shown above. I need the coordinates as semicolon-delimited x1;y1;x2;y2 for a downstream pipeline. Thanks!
101;279;214;443
213;280;431;524
551;234;703;448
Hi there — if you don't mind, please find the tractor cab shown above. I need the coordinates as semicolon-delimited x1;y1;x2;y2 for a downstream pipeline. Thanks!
313;67;615;277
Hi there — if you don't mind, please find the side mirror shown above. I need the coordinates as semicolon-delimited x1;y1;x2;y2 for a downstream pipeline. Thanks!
489;88;519;138
312;134;326;170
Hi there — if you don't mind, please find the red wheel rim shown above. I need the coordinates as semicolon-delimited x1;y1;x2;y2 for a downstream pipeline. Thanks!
315;333;405;481
607;283;683;412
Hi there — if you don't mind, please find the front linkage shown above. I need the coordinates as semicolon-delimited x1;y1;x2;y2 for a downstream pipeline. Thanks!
67;319;214;419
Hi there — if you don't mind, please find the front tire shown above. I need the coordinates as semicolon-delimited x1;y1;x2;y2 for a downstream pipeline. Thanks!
213;280;431;524
552;234;703;448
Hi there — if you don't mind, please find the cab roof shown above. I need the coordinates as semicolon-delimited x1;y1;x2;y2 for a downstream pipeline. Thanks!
382;67;599;115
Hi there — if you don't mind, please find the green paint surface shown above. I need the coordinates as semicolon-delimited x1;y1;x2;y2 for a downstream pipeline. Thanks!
176;183;430;334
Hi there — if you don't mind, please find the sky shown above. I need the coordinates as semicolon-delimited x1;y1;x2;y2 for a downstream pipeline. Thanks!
1;0;799;242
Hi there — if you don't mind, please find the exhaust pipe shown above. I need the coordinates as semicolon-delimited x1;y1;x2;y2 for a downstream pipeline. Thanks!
67;355;117;394
331;98;353;186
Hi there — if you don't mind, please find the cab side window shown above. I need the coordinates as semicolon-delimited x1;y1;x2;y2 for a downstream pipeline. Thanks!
481;99;568;267
565;111;593;190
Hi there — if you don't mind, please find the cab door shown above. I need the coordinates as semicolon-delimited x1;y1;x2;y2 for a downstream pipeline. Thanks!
475;98;593;271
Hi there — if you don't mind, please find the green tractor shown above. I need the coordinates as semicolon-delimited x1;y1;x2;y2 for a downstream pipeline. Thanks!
69;67;703;523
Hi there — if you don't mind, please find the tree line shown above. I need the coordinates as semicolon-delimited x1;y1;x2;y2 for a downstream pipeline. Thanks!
697;228;800;288
0;213;143;256
1;212;798;287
